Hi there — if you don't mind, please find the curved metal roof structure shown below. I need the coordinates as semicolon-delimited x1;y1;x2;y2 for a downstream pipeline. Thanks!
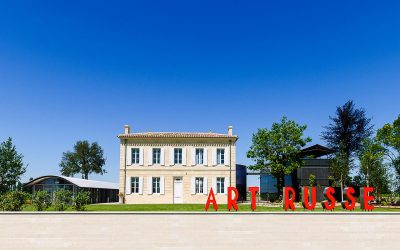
24;175;118;190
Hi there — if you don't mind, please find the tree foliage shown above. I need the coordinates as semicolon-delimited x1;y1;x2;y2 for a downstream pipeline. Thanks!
357;138;389;199
247;116;311;195
60;140;106;180
321;100;373;158
377;115;400;180
330;144;352;188
0;138;26;194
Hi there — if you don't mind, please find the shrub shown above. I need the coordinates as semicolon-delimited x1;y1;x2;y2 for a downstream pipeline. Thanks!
0;191;27;211
73;191;90;211
260;193;280;202
309;174;316;187
53;189;72;211
32;191;51;211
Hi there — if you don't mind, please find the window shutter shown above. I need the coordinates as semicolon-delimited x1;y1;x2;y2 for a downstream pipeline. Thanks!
125;176;131;195
203;177;208;195
160;176;165;194
139;148;144;165
203;148;208;166
224;178;228;194
191;147;196;166
212;148;217;166
160;148;165;166
182;148;187;166
139;177;143;194
225;147;230;166
170;148;174;166
126;147;132;166
148;148;153;165
147;177;153;194
212;177;217;194
191;177;196;194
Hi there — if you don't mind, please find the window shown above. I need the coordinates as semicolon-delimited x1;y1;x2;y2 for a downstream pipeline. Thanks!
216;177;225;194
195;177;204;194
131;177;139;193
195;148;204;165
174;148;182;164
131;148;140;164
217;149;225;165
152;177;160;194
153;148;161;164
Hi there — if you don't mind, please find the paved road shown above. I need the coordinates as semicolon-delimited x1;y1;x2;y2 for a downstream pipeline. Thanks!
0;213;399;249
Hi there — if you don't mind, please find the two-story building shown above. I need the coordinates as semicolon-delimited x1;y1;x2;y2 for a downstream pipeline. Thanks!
118;125;238;204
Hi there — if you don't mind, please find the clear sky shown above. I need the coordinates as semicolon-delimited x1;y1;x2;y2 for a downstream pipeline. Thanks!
0;1;399;186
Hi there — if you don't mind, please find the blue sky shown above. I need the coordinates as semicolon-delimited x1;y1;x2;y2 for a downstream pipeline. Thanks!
0;1;399;186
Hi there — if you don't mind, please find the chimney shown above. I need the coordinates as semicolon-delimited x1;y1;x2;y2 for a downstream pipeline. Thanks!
124;125;131;134
228;126;233;136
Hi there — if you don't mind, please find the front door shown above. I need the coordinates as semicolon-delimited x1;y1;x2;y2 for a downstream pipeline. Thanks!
173;177;183;204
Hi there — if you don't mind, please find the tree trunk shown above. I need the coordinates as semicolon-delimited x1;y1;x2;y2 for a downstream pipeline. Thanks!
276;174;284;199
84;173;89;180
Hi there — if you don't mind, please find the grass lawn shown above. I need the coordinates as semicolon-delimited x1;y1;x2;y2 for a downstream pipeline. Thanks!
21;203;400;212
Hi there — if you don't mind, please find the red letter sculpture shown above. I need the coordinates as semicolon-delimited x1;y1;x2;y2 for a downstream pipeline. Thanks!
302;186;316;210
248;186;259;211
321;187;336;211
205;187;218;211
341;187;356;211
227;187;239;211
360;187;374;211
283;187;296;211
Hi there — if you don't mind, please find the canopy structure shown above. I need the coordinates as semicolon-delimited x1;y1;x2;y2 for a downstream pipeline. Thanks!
300;144;335;158
24;175;119;204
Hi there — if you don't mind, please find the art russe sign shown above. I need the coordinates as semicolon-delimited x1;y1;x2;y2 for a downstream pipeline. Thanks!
205;186;375;211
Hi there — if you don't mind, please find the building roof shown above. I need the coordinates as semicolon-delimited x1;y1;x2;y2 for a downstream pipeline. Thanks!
23;175;119;190
300;144;335;158
118;132;238;140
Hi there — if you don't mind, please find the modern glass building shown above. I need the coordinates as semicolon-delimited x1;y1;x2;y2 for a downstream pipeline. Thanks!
24;175;119;204
260;144;334;201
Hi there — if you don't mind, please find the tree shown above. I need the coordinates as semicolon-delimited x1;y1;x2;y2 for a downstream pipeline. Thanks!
358;138;386;186
330;144;352;201
321;100;373;198
60;140;106;180
0;138;26;194
377;115;400;187
247;116;311;196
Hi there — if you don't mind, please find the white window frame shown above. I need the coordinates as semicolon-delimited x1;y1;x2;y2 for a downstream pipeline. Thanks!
153;148;161;165
131;177;139;194
195;177;204;194
216;177;225;194
195;148;204;165
131;148;140;165
217;148;225;165
174;148;182;165
152;177;161;194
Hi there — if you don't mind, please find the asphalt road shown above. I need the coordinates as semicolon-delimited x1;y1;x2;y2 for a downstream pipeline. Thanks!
0;213;399;249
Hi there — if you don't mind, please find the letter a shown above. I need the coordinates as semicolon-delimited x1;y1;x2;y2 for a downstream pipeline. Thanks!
205;187;218;211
